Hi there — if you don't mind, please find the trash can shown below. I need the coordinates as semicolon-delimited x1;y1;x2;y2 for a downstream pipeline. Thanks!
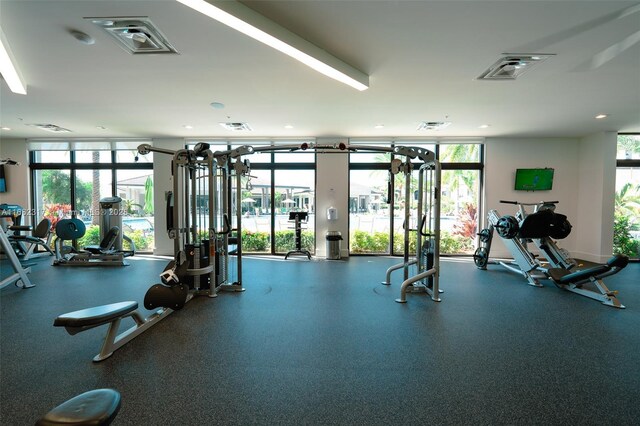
326;231;343;260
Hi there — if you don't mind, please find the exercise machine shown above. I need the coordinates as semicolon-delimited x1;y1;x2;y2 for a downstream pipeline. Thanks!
375;148;442;304
137;143;244;295
474;200;629;308
52;218;129;266
285;211;311;260
0;224;34;289
7;218;54;260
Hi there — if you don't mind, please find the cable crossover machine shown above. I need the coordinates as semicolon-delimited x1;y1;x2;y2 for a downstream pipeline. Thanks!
138;141;442;304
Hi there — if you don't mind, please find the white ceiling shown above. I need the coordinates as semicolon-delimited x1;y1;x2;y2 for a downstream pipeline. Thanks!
1;0;639;140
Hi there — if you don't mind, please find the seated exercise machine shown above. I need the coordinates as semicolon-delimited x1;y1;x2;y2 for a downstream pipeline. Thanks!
52;218;129;267
285;211;311;260
8;217;55;260
474;200;629;308
52;197;134;266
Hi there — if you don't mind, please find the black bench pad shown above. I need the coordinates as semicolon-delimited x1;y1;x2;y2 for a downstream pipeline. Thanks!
36;388;121;426
54;302;138;329
548;255;629;284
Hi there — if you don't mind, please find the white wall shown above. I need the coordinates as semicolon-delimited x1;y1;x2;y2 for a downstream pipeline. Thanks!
0;138;31;225
315;138;350;258
484;134;617;262
483;137;580;258
574;132;617;262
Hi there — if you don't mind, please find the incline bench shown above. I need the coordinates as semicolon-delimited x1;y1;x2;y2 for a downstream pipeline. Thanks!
547;254;629;308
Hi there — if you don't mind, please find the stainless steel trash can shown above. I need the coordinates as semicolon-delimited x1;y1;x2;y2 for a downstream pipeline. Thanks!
326;231;343;260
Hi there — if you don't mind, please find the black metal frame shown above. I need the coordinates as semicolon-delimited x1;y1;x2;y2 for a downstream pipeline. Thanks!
348;142;484;256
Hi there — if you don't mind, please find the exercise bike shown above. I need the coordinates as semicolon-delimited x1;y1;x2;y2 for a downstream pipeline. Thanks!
474;200;629;308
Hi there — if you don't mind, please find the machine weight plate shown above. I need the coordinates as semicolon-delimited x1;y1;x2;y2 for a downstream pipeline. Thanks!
477;228;492;243
473;247;489;268
496;215;519;239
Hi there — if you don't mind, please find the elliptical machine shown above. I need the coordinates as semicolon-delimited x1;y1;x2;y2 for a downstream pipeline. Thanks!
474;200;629;308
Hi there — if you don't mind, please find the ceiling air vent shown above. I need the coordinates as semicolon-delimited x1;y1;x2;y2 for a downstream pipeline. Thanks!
26;123;72;133
219;122;253;131
478;54;554;80
417;121;451;131
86;17;178;54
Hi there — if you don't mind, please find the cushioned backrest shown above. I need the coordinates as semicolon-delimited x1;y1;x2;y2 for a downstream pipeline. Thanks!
100;226;120;249
33;218;51;238
55;219;86;241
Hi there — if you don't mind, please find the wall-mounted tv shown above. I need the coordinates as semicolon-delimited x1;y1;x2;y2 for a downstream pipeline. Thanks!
514;168;554;191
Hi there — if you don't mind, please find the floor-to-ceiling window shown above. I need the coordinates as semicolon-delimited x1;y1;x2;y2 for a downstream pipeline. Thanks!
29;140;155;252
189;140;316;255
348;140;483;255
615;134;640;260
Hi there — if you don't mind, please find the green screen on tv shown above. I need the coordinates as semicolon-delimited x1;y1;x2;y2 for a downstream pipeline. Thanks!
514;168;554;191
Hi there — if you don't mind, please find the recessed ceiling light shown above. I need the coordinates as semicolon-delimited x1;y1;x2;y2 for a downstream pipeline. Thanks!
210;102;225;109
284;124;294;129
1;126;11;131
479;124;491;129
183;125;194;129
374;124;385;129
595;114;608;119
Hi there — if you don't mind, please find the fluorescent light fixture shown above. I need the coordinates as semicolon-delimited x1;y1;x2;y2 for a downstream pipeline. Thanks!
176;0;369;91
0;27;26;95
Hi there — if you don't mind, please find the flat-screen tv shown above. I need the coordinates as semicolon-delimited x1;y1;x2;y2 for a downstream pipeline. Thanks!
514;168;554;191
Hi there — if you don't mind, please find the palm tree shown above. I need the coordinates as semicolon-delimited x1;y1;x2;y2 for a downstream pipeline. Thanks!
91;151;101;225
618;135;640;159
615;182;640;218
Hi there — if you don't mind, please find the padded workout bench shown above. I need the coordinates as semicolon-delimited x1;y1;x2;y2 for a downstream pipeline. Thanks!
54;301;171;362
547;254;629;308
36;388;120;426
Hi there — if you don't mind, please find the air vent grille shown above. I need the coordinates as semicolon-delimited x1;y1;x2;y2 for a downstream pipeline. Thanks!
417;121;451;131
87;17;178;54
478;54;554;80
26;123;72;133
219;122;252;131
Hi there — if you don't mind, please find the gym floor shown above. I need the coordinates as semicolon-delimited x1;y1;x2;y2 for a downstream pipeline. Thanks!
1;255;639;425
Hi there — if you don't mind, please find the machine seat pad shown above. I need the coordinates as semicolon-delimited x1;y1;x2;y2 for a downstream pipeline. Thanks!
36;388;121;426
54;302;138;328
548;254;628;285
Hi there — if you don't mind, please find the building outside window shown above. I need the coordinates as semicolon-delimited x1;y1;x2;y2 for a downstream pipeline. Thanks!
29;140;155;252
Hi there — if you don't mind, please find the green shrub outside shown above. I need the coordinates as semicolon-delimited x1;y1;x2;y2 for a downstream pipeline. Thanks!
241;230;314;253
76;225;153;252
614;214;640;257
350;230;473;254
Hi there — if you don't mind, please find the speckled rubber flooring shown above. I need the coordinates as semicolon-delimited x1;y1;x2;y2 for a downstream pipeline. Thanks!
2;255;639;425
